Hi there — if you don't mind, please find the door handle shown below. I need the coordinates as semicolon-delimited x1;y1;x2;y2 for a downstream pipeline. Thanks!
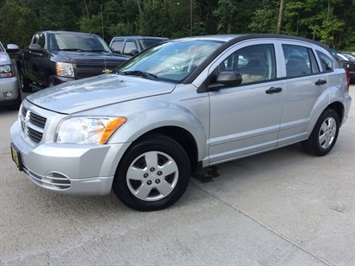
265;87;282;94
315;79;327;85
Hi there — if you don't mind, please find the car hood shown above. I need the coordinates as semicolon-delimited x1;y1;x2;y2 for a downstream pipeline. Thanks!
0;53;11;64
27;74;176;114
53;51;129;63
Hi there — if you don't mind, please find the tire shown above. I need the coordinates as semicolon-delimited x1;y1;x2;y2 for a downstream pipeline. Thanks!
113;135;191;211
302;108;339;156
47;75;55;87
18;68;32;92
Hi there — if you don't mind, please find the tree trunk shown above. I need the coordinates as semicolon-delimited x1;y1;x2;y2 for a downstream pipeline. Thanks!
277;0;285;33
136;0;142;15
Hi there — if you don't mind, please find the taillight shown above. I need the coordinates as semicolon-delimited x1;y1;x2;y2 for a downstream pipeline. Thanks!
345;67;350;91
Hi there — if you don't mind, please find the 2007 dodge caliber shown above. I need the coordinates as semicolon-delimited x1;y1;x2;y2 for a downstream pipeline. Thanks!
10;34;352;211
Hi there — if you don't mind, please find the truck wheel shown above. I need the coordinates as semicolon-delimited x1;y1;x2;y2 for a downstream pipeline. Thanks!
18;68;32;92
47;75;55;87
302;108;339;156
113;135;191;211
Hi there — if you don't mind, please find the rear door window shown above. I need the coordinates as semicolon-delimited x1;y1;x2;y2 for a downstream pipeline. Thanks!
283;44;319;77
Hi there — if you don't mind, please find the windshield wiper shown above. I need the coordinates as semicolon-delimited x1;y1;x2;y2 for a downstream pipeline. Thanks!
60;48;85;52
87;49;107;53
120;70;158;81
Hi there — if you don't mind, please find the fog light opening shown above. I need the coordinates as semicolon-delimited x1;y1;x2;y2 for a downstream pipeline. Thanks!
3;91;14;98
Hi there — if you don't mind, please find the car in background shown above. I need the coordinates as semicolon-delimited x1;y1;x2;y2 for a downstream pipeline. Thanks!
109;36;168;56
330;50;355;83
342;53;355;83
0;41;21;108
17;31;130;92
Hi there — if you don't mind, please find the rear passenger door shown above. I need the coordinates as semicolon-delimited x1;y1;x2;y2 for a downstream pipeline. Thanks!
208;41;285;164
277;42;327;146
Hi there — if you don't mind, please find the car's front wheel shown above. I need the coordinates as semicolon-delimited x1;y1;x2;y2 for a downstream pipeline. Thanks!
113;135;191;211
302;108;340;156
47;75;55;87
18;68;32;92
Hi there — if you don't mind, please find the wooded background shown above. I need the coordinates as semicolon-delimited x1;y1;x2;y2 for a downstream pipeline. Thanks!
0;0;354;50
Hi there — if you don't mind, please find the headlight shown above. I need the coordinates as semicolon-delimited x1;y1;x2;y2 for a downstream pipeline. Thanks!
56;117;127;144
56;62;74;77
0;64;14;78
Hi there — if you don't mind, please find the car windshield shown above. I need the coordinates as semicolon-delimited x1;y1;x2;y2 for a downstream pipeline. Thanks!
48;33;111;53
0;42;4;52
117;39;223;83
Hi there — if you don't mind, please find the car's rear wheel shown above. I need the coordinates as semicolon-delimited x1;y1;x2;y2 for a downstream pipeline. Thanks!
302;108;339;156
113;135;191;211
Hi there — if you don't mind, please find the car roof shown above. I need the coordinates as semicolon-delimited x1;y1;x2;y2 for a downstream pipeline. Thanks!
172;34;329;48
40;30;101;37
111;36;168;40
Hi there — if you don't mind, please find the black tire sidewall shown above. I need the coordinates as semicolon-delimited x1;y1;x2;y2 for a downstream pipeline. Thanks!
113;135;191;211
306;109;340;156
19;68;31;92
47;75;55;87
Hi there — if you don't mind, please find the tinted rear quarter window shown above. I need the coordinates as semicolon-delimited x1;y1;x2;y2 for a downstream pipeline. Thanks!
316;51;334;72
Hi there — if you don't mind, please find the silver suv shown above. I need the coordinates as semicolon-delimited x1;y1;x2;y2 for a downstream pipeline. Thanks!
0;41;20;108
10;35;352;211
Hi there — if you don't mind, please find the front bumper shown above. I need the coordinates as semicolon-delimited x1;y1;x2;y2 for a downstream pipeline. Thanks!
0;76;20;106
53;75;75;85
10;120;127;196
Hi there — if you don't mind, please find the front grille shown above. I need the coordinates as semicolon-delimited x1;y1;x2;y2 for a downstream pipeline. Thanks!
76;60;125;79
29;112;47;128
28;127;43;143
20;106;47;143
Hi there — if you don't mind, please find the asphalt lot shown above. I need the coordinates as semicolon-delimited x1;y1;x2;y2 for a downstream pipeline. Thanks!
0;86;354;265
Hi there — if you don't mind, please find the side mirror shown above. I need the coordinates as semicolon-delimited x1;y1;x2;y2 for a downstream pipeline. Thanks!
129;49;139;56
29;43;43;52
209;71;242;90
6;44;19;52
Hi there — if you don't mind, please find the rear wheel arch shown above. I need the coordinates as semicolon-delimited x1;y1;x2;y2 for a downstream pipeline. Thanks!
327;102;344;125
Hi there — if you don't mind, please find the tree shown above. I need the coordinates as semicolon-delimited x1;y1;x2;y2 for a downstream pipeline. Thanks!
0;2;39;47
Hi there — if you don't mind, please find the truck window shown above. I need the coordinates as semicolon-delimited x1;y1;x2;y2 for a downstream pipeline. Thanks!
123;41;138;55
111;40;124;53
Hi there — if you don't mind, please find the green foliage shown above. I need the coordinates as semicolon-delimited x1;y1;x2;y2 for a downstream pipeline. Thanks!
0;2;39;47
0;0;354;50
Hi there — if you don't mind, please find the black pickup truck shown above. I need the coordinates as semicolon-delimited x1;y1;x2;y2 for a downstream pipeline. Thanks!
17;31;129;92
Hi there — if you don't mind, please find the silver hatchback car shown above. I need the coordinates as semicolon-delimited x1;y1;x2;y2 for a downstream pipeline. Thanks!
10;34;352;211
0;41;20;108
